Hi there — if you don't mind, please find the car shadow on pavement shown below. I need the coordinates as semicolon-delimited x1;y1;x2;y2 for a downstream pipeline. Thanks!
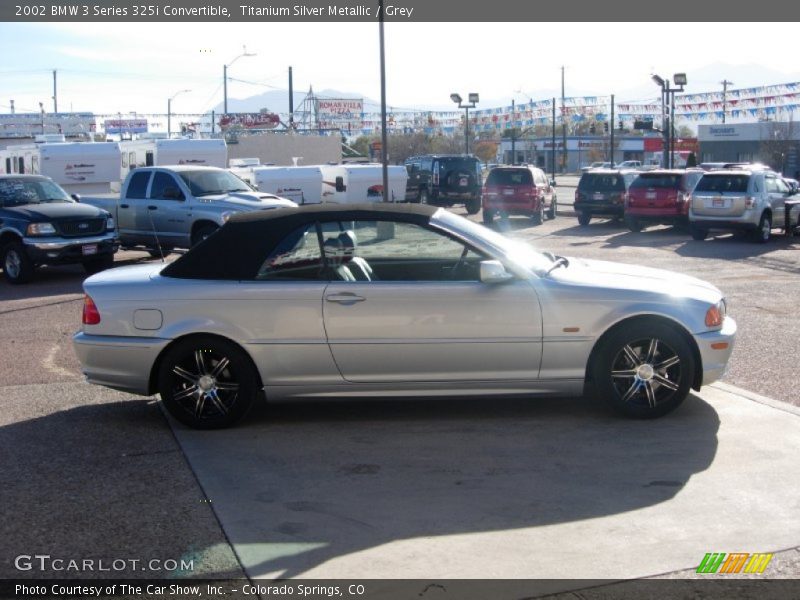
173;393;721;579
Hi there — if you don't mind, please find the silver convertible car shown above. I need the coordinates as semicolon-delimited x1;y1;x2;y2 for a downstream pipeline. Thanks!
73;203;736;429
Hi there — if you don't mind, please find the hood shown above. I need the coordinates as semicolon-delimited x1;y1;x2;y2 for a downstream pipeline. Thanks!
4;202;107;221
549;257;722;303
198;191;297;209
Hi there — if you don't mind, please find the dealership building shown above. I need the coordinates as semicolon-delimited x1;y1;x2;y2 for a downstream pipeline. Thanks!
697;122;800;176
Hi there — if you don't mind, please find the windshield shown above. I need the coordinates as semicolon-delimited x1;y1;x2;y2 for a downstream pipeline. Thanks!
486;168;532;185
578;172;627;191
178;170;252;196
0;178;73;207
437;158;481;176
432;209;552;273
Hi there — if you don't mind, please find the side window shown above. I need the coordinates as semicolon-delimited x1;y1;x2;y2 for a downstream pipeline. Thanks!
765;176;778;193
421;158;432;171
325;220;486;282
125;171;151;199
150;172;182;200
256;223;323;280
753;176;762;193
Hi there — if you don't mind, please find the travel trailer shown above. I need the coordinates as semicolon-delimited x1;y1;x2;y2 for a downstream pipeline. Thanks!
319;163;408;203
230;161;324;205
120;139;227;177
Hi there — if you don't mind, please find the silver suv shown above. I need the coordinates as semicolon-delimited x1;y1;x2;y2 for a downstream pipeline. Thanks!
689;168;794;242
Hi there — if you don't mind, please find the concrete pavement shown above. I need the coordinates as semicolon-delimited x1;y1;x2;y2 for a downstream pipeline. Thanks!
169;383;800;587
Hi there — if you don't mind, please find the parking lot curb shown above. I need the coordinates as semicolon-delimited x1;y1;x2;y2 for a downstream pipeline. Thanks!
710;381;800;417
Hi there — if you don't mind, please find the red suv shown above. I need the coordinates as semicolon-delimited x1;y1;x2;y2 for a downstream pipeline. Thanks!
624;169;704;232
482;166;557;225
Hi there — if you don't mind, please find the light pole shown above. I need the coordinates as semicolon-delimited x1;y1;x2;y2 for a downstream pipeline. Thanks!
450;92;479;155
223;46;256;115
167;89;191;138
651;72;686;169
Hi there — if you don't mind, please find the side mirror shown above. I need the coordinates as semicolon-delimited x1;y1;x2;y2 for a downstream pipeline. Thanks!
550;179;557;187
480;260;515;284
71;193;81;202
335;176;346;193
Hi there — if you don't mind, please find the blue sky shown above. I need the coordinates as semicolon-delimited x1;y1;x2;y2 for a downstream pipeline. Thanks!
2;22;800;117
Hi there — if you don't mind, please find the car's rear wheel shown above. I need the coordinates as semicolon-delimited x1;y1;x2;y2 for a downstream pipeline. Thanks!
531;203;544;225
751;212;772;244
158;336;259;429
2;241;35;284
548;197;557;220
465;197;481;215
591;321;694;419
625;215;642;232
482;208;495;225
578;211;591;226
690;225;708;241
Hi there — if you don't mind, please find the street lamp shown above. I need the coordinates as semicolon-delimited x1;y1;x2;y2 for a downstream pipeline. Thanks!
450;92;479;154
167;89;191;138
651;72;686;168
223;46;257;115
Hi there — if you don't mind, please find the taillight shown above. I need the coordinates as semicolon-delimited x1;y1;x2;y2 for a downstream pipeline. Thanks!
82;294;101;325
744;196;755;209
433;171;439;186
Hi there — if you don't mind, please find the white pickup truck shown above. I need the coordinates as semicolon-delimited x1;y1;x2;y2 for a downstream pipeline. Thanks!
80;165;295;254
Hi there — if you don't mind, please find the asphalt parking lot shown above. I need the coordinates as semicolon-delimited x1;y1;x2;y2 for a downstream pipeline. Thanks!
2;201;799;596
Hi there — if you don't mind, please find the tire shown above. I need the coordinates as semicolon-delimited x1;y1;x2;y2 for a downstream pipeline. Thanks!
419;189;429;205
548;197;557;220
577;211;591;226
82;253;115;275
531;202;544;225
148;248;172;259
690;226;708;241
2;240;35;284
751;212;772;244
465;197;481;215
625;215;642;232
590;320;695;419
158;336;260;429
191;224;219;247
482;209;495;225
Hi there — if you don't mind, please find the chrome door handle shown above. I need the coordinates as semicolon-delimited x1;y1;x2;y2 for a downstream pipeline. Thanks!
326;293;366;304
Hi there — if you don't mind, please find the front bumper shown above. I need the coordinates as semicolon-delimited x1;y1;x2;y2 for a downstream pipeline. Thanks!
24;233;119;265
73;332;170;396
694;316;737;386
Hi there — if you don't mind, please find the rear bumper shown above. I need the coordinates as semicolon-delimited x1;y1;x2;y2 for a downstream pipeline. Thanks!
73;332;169;396
24;233;119;265
688;218;758;231
626;205;687;219
574;201;623;216
483;198;540;213
694;316;737;387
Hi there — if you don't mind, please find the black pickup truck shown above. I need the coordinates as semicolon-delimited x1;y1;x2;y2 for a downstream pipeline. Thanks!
0;174;118;284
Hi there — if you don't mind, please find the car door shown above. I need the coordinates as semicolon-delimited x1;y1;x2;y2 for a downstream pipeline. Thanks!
118;169;152;244
148;170;191;247
765;174;787;224
321;219;543;383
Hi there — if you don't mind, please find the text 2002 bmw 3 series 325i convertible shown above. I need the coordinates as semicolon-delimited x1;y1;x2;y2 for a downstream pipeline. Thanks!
73;203;736;429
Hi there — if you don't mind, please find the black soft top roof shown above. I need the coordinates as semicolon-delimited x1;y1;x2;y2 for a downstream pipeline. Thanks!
162;203;439;280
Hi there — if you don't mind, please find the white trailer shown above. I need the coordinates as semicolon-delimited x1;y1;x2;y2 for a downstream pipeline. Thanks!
38;142;123;194
121;139;228;177
319;163;408;204
0;145;39;175
234;164;325;205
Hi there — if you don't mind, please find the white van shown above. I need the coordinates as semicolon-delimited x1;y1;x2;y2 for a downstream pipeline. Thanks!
319;163;408;204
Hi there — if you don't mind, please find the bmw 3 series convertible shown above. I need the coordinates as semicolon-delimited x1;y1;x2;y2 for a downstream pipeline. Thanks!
73;203;736;429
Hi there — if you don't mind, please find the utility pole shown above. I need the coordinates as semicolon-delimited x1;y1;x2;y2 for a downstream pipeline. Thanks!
551;98;556;180
52;70;58;114
610;94;615;164
510;98;516;165
720;79;733;124
561;66;567;172
288;66;294;129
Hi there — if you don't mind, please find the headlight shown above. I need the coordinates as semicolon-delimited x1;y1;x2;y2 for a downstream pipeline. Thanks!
705;299;727;327
26;222;56;236
106;217;116;230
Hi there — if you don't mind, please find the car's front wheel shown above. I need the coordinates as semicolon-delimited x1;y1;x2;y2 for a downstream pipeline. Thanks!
192;224;219;247
2;240;35;284
158;336;260;429
590;320;694;419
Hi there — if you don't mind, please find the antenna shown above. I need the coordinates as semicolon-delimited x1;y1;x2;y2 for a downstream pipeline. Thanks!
146;205;166;263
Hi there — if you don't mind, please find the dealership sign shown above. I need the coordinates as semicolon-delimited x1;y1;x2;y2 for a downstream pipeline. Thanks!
104;119;148;134
218;112;280;130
